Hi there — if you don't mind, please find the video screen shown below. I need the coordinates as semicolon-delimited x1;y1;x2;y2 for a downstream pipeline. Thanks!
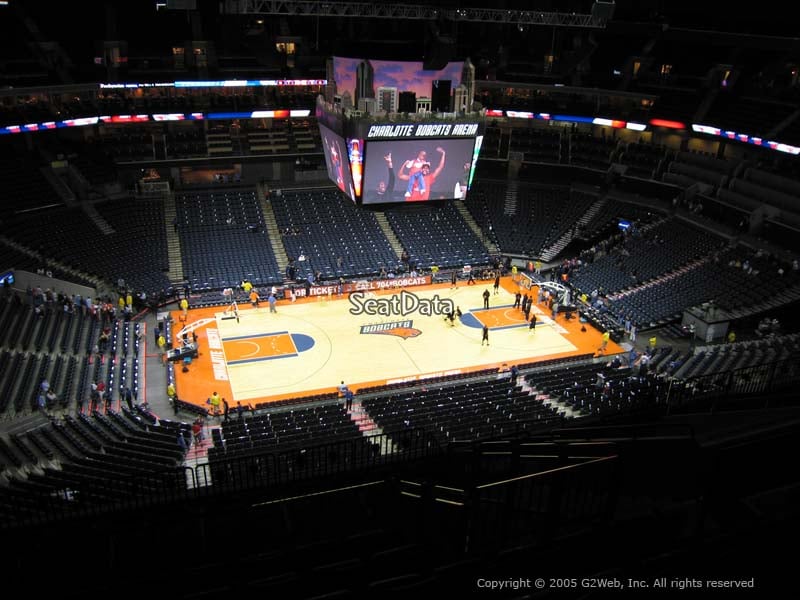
347;138;364;199
361;138;477;204
333;57;463;113
320;124;356;201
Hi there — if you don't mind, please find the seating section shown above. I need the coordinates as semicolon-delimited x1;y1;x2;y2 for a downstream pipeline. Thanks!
94;198;171;292
570;218;726;296
0;245;95;288
166;125;207;158
578;199;656;241
509;127;562;163
0;291;149;419
175;186;282;291
0;409;187;527
606;245;800;327
465;181;572;255
620;142;670;179
363;379;561;446
211;404;362;458
675;334;800;381
0;142;64;217
526;362;667;417
569;133;617;170
8;200;170;294
384;202;491;269
271;189;399;279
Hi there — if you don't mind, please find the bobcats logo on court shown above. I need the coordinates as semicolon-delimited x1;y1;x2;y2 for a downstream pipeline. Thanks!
360;320;422;339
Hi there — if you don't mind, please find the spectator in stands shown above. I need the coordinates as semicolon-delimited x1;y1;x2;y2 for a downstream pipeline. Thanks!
192;418;204;444
222;398;230;422
510;365;519;385
628;347;638;367
89;387;100;413
123;387;134;411
157;333;167;362
594;372;606;389
648;336;657;355
727;331;736;344
98;327;111;352
344;387;354;412
638;354;651;376
236;401;250;419
167;382;176;405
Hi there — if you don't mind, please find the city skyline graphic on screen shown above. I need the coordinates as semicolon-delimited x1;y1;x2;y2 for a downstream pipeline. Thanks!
333;57;463;105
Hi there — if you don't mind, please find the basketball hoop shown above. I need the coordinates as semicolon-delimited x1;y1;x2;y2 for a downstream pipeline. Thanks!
221;288;239;321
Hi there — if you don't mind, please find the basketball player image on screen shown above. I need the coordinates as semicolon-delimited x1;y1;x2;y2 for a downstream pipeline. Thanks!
398;147;445;201
327;136;345;190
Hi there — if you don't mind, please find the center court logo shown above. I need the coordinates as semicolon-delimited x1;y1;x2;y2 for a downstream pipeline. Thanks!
360;320;422;339
349;290;454;317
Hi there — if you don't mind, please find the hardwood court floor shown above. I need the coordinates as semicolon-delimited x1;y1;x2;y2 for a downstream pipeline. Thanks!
171;278;622;408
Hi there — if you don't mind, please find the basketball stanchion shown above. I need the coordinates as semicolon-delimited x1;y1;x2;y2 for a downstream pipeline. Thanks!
221;287;240;323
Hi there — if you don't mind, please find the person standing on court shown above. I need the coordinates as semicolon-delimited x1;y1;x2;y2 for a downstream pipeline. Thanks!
481;325;489;346
493;274;500;295
483;289;490;309
529;313;537;332
268;293;277;313
451;270;457;289
598;331;610;354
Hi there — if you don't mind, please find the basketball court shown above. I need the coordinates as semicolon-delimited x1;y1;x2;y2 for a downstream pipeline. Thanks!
170;278;622;408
